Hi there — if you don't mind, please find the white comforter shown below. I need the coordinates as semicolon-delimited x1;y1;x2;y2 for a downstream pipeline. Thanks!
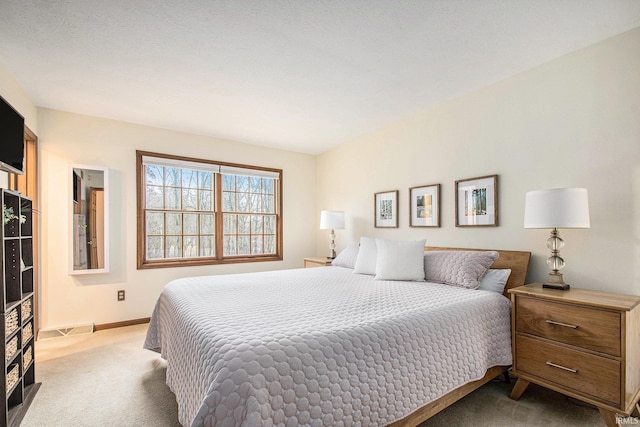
144;266;512;427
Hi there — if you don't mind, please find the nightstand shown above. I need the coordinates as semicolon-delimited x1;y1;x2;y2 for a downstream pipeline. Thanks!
509;284;640;426
303;257;333;268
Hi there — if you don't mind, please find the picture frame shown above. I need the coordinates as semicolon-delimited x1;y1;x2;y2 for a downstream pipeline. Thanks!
374;190;399;228
455;175;498;227
409;184;440;227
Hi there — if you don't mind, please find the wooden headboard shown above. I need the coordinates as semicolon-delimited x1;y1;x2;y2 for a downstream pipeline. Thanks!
424;246;531;296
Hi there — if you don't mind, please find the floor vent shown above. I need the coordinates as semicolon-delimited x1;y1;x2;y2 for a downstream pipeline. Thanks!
38;324;95;340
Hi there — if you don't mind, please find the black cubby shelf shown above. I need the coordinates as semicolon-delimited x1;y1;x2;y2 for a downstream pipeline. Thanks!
1;189;39;427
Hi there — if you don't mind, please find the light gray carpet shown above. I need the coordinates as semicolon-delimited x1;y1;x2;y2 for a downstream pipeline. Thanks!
23;325;179;427
22;324;605;426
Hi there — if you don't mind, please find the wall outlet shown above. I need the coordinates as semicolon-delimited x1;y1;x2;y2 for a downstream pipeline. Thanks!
117;290;125;301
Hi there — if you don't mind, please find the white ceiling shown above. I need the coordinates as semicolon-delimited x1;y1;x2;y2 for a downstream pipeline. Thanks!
1;1;639;154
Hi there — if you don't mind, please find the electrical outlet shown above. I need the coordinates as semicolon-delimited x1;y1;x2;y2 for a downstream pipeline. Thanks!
117;290;125;301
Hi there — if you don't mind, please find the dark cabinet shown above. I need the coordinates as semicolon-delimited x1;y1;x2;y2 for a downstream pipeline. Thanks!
1;189;39;427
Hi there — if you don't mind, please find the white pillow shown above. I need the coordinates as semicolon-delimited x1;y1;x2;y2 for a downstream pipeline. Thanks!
353;237;377;275
375;238;426;281
331;243;359;269
478;269;512;293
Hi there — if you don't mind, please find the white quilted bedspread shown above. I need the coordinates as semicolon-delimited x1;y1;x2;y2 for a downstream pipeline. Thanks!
144;266;512;427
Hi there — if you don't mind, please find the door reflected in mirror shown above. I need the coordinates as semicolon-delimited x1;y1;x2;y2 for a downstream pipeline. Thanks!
70;165;109;274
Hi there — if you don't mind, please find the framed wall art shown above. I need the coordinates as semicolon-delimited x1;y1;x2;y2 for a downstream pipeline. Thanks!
455;175;498;227
409;184;440;227
374;190;399;228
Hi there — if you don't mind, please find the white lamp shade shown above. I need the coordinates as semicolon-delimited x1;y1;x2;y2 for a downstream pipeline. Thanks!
524;188;590;229
320;210;345;230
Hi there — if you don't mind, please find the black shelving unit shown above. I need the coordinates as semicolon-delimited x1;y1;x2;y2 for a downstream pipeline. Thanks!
1;189;39;427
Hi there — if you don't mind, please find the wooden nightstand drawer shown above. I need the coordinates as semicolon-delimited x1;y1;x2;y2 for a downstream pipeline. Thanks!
510;284;640;424
516;335;621;406
515;296;621;356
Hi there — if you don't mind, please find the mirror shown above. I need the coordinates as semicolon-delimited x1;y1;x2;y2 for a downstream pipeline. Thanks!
70;165;109;274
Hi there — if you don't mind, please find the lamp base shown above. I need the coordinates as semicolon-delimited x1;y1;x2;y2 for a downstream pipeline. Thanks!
326;256;336;260
327;231;337;260
543;282;570;291
542;271;570;290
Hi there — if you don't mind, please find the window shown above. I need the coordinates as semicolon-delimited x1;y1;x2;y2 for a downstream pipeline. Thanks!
137;151;282;269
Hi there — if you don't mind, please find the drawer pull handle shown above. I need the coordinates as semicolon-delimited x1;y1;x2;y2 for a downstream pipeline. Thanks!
545;320;578;329
546;361;578;373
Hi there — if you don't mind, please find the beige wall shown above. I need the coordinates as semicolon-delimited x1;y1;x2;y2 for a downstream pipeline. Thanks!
317;27;640;295
38;109;317;329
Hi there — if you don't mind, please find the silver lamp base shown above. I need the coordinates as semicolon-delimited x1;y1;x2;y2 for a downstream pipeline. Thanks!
543;272;570;291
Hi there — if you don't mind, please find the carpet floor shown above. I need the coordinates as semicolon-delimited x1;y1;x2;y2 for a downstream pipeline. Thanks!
22;323;606;427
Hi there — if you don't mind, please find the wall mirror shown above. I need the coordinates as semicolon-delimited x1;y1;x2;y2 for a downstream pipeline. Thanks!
70;165;109;274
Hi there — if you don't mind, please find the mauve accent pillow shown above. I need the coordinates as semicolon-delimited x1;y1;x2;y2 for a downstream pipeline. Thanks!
478;269;512;293
331;243;359;269
375;238;426;281
424;251;499;289
353;237;377;275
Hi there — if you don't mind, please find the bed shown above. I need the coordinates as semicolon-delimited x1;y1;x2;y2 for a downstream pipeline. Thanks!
145;246;530;426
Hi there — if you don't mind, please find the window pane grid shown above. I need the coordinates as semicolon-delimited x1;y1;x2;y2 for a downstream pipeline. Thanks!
222;213;276;256
140;154;280;266
220;174;275;256
146;165;214;211
222;175;275;214
145;210;215;259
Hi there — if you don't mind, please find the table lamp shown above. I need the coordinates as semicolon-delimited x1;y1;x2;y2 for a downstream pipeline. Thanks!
524;188;590;290
320;210;345;259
